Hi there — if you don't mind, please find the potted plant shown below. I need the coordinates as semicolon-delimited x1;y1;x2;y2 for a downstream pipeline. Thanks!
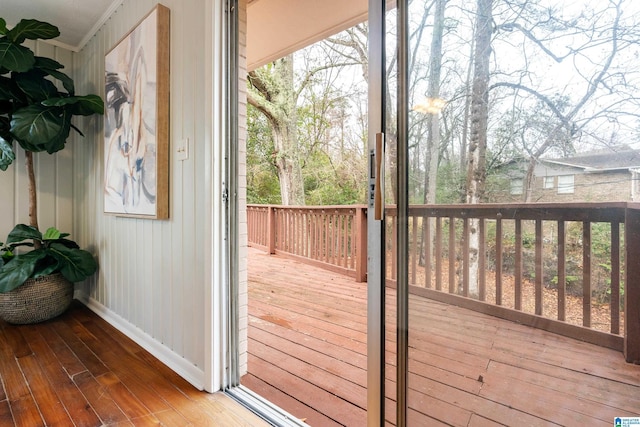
0;18;104;323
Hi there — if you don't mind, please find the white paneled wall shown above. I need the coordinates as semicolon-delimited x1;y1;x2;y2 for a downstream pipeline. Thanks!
0;42;75;240
70;0;236;391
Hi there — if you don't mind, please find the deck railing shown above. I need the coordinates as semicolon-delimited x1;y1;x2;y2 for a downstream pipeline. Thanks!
247;204;368;281
247;202;640;363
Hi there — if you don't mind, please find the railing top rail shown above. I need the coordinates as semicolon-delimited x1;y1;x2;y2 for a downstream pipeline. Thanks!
388;202;629;223
247;204;367;212
248;202;634;222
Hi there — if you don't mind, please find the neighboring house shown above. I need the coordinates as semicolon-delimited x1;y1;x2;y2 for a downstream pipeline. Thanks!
490;146;640;203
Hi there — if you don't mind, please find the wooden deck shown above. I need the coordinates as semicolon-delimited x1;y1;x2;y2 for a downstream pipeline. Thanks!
0;301;269;427
242;247;640;426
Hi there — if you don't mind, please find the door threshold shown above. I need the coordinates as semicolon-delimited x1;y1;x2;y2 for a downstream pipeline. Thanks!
226;385;310;427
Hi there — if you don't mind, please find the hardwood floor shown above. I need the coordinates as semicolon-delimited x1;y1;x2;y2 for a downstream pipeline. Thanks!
0;301;269;427
243;247;640;426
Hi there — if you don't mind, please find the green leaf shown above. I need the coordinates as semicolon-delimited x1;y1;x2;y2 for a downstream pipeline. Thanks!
47;69;75;95
0;39;36;72
7;224;42;245
34;56;64;70
43;94;104;116
44;110;71;154
0;18;7;36
34;260;60;278
15;70;58;102
54;238;78;249
0;76;13;100
73;94;104;116
42;227;61;240
0;136;14;170
0;249;48;293
8;20;59;44
10;104;64;148
34;57;74;95
48;243;97;283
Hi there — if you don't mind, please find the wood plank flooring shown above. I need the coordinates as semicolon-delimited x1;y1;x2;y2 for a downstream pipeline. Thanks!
0;301;269;427
243;247;640;426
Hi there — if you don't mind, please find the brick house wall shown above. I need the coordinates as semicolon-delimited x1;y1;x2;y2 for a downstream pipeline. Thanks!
487;166;635;203
530;170;633;202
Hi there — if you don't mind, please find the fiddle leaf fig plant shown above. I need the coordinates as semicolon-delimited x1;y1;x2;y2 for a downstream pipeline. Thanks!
0;17;104;292
0;225;97;293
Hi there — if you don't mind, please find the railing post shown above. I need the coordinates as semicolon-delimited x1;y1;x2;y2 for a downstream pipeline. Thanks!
625;205;640;363
267;206;276;255
355;206;368;282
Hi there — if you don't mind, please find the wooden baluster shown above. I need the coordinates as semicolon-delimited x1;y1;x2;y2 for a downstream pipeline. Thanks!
496;217;503;306
449;217;456;294
557;221;566;321
424;216;431;289
268;206;276;254
435;217;442;291
355;207;367;282
411;216;418;285
462;218;469;297
343;213;349;268
535;219;543;316
479;218;486;302
610;221;620;335
324;211;330;264
335;213;341;267
392;215;398;281
583;221;592;328
515;219;522;311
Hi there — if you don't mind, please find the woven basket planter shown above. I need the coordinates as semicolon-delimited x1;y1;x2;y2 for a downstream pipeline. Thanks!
0;273;73;324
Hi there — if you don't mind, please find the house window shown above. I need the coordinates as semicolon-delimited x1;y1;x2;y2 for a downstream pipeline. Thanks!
510;178;523;195
557;175;575;194
543;176;554;189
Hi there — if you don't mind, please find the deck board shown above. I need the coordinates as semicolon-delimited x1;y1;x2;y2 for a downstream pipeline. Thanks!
243;247;640;426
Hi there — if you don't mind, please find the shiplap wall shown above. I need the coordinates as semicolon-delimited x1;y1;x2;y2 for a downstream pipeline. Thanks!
70;0;237;390
0;42;75;241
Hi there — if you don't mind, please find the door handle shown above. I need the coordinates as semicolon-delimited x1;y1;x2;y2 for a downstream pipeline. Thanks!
373;132;384;220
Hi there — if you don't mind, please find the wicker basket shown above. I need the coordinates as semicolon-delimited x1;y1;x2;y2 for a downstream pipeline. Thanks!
0;273;73;324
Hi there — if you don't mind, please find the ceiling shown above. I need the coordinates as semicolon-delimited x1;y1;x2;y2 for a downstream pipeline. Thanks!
0;0;121;51
0;0;368;64
246;0;367;71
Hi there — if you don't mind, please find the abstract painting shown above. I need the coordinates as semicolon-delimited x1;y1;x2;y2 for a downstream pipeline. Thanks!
104;4;170;219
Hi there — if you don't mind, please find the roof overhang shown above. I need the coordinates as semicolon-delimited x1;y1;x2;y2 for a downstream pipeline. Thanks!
541;159;640;173
246;0;368;71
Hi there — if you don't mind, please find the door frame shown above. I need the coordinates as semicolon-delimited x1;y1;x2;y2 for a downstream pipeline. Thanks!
367;0;386;425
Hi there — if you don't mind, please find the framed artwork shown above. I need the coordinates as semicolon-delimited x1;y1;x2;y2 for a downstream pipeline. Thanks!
104;4;170;219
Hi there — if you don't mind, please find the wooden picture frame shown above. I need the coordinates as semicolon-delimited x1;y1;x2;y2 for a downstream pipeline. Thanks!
104;4;170;219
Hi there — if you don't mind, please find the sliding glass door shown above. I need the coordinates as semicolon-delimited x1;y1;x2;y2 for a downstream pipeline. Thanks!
369;0;460;424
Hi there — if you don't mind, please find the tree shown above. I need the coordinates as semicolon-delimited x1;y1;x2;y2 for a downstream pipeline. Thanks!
488;0;640;201
247;30;370;206
423;0;447;206
247;55;305;205
464;0;492;296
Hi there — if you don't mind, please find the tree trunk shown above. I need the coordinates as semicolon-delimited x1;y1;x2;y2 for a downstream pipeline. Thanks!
247;54;306;206
423;0;446;206
466;0;492;297
273;121;305;206
421;0;446;266
25;150;41;248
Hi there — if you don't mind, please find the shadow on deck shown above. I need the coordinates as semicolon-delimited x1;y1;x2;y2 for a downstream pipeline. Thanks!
242;247;640;426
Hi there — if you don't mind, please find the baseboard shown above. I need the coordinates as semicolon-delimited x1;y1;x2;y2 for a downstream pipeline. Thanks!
74;291;206;391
